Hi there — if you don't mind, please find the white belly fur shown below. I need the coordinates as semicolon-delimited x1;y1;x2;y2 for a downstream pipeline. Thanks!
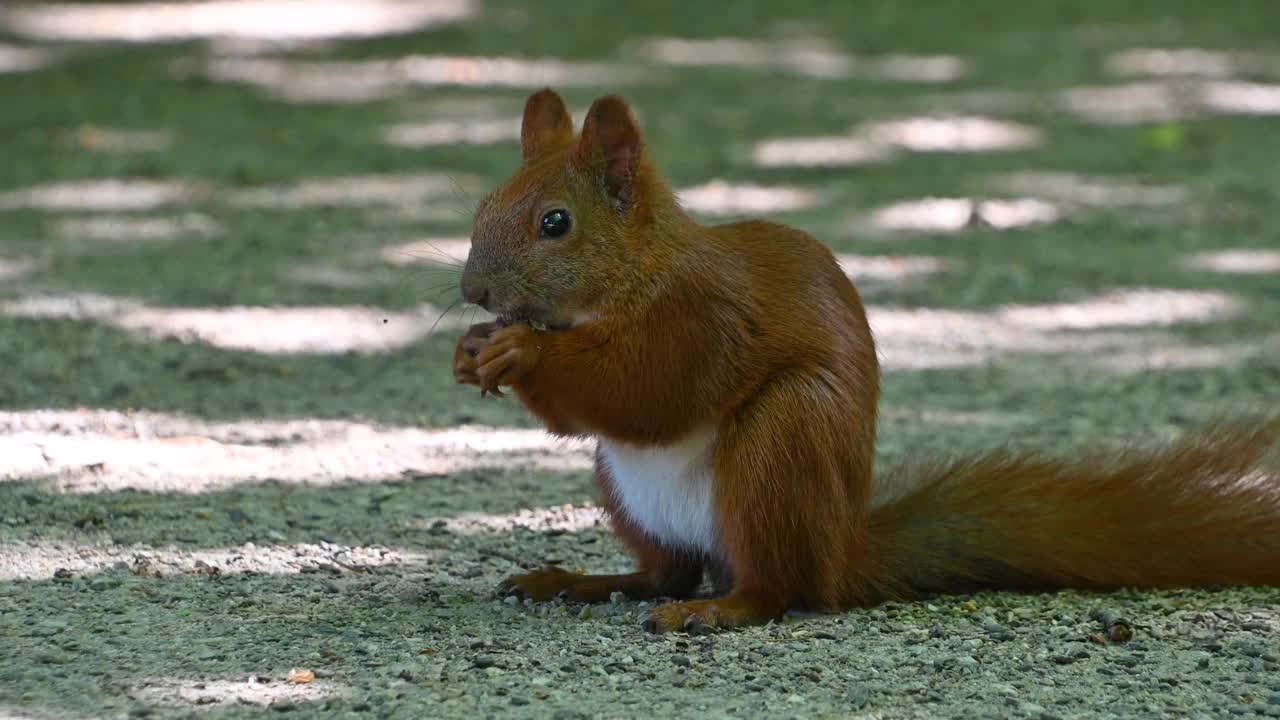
598;427;718;556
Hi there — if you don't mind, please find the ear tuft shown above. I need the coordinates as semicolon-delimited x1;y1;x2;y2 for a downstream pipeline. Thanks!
521;88;574;161
575;95;643;201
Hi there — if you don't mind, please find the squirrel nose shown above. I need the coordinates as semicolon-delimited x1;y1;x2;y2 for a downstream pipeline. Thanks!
460;272;491;309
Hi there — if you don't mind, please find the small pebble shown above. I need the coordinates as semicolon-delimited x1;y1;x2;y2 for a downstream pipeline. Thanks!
472;655;499;669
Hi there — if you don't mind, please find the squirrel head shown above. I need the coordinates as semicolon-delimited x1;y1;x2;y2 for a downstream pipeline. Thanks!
460;88;663;330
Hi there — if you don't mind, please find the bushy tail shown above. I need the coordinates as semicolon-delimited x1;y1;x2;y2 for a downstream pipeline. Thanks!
866;417;1280;601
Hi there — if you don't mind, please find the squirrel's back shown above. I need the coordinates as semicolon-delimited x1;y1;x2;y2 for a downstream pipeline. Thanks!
702;218;877;376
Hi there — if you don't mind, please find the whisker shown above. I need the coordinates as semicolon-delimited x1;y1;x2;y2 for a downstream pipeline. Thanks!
411;268;462;284
447;174;484;214
385;265;460;303
426;299;463;341
426;286;459;304
385;247;467;268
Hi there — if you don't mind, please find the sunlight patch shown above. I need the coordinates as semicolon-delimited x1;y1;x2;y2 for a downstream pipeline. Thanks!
1201;81;1280;115
1060;80;1280;124
425;503;607;535
0;409;592;493
383;111;587;148
628;35;852;78
864;115;1041;153
194;55;648;104
0;174;480;214
0;257;42;282
0;292;469;354
0;178;196;211
366;203;469;226
835;254;947;283
865;55;967;83
868;289;1239;369
1187;249;1280;274
677;180;821;216
52;213;221;242
114;304;457;354
869;307;1151;370
628;36;964;82
132;676;341;711
0;42;53;74
986;172;1186;207
0;537;423;581
1090;343;1259;374
1105;48;1280;79
285;265;375;289
0;292;140;320
865;197;1059;233
752;115;1039;168
384;118;520;148
752;135;892;168
997;289;1238;331
224;172;474;210
0;0;473;42
1058;82;1192;124
381;237;471;266
880;408;1029;426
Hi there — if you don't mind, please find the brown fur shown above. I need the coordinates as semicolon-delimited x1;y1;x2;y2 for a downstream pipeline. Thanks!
455;89;1280;633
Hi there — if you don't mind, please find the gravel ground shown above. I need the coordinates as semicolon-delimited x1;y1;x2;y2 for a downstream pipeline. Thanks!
2;420;1279;720
3;517;1280;719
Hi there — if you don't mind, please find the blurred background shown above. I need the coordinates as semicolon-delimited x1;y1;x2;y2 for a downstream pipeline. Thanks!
1;1;1279;715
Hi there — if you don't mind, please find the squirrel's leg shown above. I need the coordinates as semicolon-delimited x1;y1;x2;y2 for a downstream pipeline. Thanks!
643;371;869;633
498;465;704;603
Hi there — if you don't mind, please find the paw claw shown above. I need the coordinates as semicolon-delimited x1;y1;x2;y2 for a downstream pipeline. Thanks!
641;617;661;634
682;614;711;635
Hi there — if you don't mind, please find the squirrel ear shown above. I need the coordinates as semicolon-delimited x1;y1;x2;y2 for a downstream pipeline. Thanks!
521;88;574;161
575;95;643;201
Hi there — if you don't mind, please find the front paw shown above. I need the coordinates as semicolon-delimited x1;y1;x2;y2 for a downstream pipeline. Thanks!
453;322;503;394
498;566;587;602
642;600;720;635
474;323;542;392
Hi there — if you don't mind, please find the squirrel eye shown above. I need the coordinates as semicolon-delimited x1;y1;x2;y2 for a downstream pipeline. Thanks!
539;209;571;238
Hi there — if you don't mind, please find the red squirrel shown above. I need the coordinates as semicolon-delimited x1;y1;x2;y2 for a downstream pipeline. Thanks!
451;88;1280;634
